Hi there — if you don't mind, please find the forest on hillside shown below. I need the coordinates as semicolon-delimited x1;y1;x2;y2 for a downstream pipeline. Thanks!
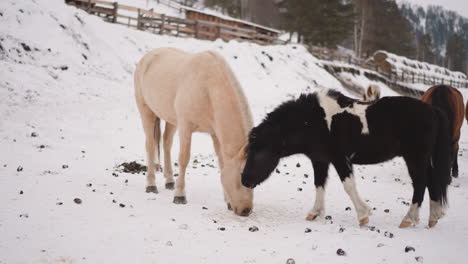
180;0;468;74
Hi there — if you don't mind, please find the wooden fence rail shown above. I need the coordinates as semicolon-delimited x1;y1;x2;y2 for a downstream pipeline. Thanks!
311;49;468;96
66;0;281;45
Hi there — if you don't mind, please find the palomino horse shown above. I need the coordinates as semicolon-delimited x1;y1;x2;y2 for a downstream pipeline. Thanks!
134;47;253;216
421;85;465;177
363;84;381;101
242;89;451;228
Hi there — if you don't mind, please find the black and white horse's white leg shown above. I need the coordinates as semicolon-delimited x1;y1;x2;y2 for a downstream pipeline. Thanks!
306;161;329;221
427;167;446;228
400;157;428;228
333;157;372;226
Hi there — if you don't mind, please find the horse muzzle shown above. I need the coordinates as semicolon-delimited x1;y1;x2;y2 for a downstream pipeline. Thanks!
237;207;252;217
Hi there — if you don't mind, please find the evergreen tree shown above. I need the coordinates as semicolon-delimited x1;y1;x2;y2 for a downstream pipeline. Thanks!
445;33;466;72
360;0;415;58
416;34;435;63
278;0;354;48
204;0;242;18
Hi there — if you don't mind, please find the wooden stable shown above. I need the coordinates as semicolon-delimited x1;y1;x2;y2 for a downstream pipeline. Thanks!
183;8;279;44
65;0;282;45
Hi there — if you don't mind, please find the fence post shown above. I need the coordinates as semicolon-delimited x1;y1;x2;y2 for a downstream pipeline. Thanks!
137;9;141;30
86;0;92;12
159;14;165;34
216;25;221;39
194;21;199;39
412;73;415;83
441;78;443;84
112;2;118;23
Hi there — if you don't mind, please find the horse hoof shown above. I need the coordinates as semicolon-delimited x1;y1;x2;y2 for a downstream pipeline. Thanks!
146;186;158;193
359;217;369;227
399;221;412;228
173;196;187;204
306;214;317;221
227;203;232;211
165;182;175;190
428;220;438;228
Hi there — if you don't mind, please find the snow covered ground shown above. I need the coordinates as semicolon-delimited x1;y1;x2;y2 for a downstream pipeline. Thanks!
1;1;468;264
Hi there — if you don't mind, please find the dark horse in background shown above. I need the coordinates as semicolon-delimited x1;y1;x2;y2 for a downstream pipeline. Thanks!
242;89;452;228
421;85;465;177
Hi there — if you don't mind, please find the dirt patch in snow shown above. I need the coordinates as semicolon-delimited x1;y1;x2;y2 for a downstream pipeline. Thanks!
117;161;147;174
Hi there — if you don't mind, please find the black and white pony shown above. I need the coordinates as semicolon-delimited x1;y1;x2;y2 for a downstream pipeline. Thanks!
242;89;451;228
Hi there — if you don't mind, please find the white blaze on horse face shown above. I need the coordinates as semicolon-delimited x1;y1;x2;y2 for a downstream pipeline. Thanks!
317;91;370;134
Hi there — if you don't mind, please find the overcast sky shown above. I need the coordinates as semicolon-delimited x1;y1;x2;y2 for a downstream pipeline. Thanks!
397;0;468;18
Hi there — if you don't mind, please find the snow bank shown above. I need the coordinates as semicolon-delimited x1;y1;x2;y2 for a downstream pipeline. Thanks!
374;50;467;81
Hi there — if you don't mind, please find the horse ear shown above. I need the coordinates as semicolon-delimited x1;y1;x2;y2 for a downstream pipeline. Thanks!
236;142;248;161
367;86;374;97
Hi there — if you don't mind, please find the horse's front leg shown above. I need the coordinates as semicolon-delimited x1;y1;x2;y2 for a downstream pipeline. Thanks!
333;157;372;227
211;134;231;210
306;161;329;221
173;126;193;204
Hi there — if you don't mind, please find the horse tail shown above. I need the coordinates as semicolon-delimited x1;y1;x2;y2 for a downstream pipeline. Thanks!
428;108;451;206
429;85;454;141
134;50;162;170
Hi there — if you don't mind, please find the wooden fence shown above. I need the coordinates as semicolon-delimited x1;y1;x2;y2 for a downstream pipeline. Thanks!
66;0;281;45
310;47;468;97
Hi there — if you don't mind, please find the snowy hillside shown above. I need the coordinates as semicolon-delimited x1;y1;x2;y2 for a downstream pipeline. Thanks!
1;1;468;264
399;2;468;57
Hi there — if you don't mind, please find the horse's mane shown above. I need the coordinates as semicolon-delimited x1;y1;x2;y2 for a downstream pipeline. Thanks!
252;89;372;137
262;93;319;127
207;51;254;138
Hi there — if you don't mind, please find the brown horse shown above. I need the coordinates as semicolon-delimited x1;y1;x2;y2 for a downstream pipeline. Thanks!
134;47;253;216
421;85;465;177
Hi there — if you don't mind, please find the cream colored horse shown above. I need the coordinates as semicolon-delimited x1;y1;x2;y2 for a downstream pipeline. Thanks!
134;47;254;216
